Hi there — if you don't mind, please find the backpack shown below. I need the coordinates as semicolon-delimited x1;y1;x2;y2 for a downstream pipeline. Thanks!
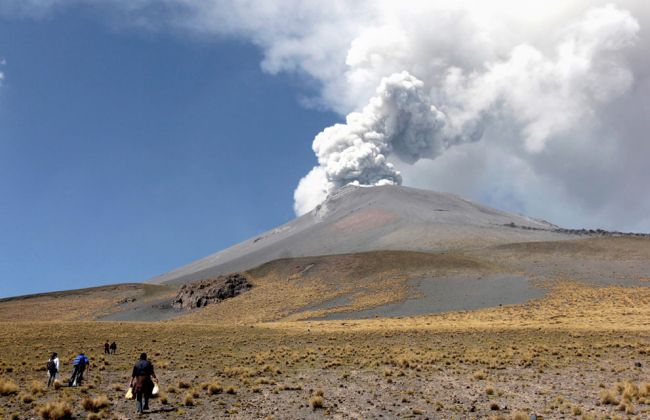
47;359;56;373
76;356;87;369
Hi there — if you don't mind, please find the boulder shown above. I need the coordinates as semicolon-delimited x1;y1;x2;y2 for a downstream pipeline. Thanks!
171;273;252;310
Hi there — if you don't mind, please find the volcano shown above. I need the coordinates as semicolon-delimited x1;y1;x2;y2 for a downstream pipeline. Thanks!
149;185;568;285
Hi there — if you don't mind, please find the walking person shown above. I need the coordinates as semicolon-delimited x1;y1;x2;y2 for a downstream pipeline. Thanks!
104;340;110;354
46;352;59;387
69;352;90;387
130;352;157;415
110;341;117;354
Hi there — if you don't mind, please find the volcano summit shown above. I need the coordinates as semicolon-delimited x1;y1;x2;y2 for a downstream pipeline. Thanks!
149;185;568;285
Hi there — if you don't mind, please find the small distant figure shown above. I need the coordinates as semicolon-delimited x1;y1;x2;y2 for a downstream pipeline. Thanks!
130;352;158;415
104;340;110;354
110;341;117;355
46;352;60;387
69;352;90;387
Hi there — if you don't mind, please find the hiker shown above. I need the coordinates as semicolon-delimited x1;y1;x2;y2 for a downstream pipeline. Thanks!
69;352;90;387
130;352;157;415
104;341;110;354
110;341;117;354
46;352;59;387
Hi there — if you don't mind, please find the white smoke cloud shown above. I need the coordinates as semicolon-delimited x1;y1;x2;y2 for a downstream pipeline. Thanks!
294;71;479;214
295;3;642;216
3;0;650;231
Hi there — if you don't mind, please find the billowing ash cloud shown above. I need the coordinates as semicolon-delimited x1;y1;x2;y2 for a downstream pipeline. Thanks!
4;1;650;231
294;71;483;214
292;2;646;224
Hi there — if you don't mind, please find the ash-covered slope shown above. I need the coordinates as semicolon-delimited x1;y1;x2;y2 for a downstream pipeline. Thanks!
149;185;567;285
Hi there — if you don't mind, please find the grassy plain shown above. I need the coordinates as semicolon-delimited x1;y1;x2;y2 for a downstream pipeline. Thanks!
0;237;649;418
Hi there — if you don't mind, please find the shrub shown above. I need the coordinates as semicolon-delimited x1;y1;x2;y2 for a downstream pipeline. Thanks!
599;389;618;405
0;378;19;396
183;393;195;406
30;380;45;395
207;382;223;395
310;395;324;410
81;395;109;412
37;401;73;419
473;370;487;380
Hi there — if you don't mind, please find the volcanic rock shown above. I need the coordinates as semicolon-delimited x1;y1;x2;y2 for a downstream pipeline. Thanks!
171;273;252;310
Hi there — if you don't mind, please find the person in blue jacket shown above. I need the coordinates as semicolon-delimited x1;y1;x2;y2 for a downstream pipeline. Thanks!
69;352;90;386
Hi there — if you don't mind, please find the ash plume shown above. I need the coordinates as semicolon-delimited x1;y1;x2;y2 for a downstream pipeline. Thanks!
294;71;483;214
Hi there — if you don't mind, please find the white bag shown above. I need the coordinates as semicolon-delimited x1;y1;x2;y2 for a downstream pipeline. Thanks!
125;387;134;400
151;382;159;398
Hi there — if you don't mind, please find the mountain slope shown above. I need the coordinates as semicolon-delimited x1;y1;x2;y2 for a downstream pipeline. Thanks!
148;185;568;285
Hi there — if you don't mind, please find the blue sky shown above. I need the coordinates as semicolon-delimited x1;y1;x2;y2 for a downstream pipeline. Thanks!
1;1;649;297
0;9;338;297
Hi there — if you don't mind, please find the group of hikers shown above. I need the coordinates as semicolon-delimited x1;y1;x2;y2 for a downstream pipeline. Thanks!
103;340;118;354
46;351;89;388
46;343;159;415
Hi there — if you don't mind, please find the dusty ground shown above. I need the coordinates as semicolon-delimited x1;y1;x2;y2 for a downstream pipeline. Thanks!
1;280;650;419
1;236;649;419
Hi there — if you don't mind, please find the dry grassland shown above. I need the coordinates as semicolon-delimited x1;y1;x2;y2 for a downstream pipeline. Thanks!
1;281;649;419
179;251;497;324
0;284;176;323
1;238;649;418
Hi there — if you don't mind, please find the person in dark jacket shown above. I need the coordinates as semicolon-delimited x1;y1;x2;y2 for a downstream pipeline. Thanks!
104;341;110;354
46;352;60;387
110;341;117;354
130;353;157;414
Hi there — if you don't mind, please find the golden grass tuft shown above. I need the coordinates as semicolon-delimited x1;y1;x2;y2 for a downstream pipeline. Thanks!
309;395;324;410
207;382;223;395
37;401;73;419
599;389;618;405
30;380;45;395
20;392;34;403
472;370;487;380
183;392;195;406
0;377;19;396
81;395;109;412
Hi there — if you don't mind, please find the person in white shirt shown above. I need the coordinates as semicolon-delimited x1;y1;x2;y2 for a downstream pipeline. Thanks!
47;352;60;387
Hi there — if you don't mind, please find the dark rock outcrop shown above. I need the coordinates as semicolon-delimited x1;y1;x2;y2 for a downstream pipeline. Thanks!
171;273;252;310
117;297;137;305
